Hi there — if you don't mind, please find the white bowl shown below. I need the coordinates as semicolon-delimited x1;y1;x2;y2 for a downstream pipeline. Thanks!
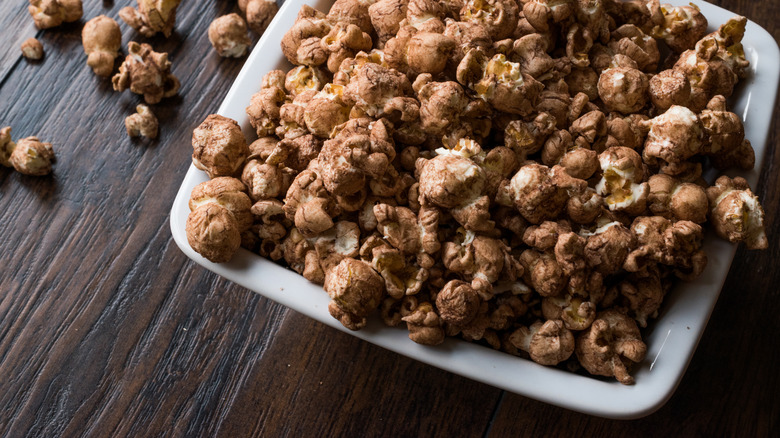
170;0;780;419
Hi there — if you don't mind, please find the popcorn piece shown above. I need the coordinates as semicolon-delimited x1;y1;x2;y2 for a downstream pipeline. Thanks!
369;0;409;48
374;203;439;263
706;176;768;250
575;309;647;384
623;216;707;278
112;42;180;105
522;0;575;33
402;301;445;345
125;104;159;139
81;16;121;77
595;147;648;216
186;177;253;263
609;24;659;73
0;127;14;168
649;1;708;53
647;174;708;223
566;187;603;225
284;65;328;97
369;244;428;299
209;14;252;58
496;163;584;224
699;95;755;170
642;105;703;171
250;199;290;242
325;258;386;330
541;294;596;331
281;228;325;283
504;112;555;160
192;114;249;178
21;38;44;61
186;203;242;263
582;220;636;275
396;0;445;35
318;118;394;197
189;177;253;234
327;0;375;34
512;33;563;80
417;81;469;137
565;24;593;68
303;84;351;138
519;249;566;297
268;134;322;172
701;16;750;79
459;0;519;40
569;109;607;150
509;320;575;366
321;23;373;73
443;230;521;298
605;113;649;151
280;5;331;66
276;90;317;139
436;280;481;326
443;19;492;72
241;146;293;202
238;0;279;34
597;65;649;114
541;129;599;181
283;168;338;237
673;42;738;111
648;69;691;112
28;0;82;29
246;85;286;138
343;63;419;122
119;0;181;38
456;49;543;116
418;154;484;209
417;151;494;232
522;220;571;252
8;136;55;176
312;220;361;272
406;31;457;75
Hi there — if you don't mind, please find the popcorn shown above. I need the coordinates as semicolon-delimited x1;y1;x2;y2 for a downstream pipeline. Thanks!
181;1;770;386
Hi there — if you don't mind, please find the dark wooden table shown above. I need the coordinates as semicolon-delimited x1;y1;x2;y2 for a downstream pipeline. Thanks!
1;1;778;436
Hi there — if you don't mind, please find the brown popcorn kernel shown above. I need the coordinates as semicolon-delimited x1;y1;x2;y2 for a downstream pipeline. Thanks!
648;69;691;112
8;136;55;176
576;310;647;385
82;16;121;77
509;319;575;366
209;14;252;58
186;203;242;263
125;104;159;139
112;42;180;105
239;0;280;34
325;258;386;330
647;174;708;223
191;115;249;179
706;176;768;250
119;0;181;38
402;302;445;345
436;280;481;327
28;0;82;29
21;38;44;60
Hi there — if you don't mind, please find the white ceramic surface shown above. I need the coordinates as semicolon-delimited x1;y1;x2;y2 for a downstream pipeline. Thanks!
170;0;780;419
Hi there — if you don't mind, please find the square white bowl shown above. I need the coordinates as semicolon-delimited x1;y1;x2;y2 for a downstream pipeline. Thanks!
170;0;780;419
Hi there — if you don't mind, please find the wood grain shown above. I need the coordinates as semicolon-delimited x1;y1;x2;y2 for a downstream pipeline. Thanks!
0;1;778;437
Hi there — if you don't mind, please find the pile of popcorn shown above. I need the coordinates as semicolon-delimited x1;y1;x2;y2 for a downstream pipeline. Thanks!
184;0;768;385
